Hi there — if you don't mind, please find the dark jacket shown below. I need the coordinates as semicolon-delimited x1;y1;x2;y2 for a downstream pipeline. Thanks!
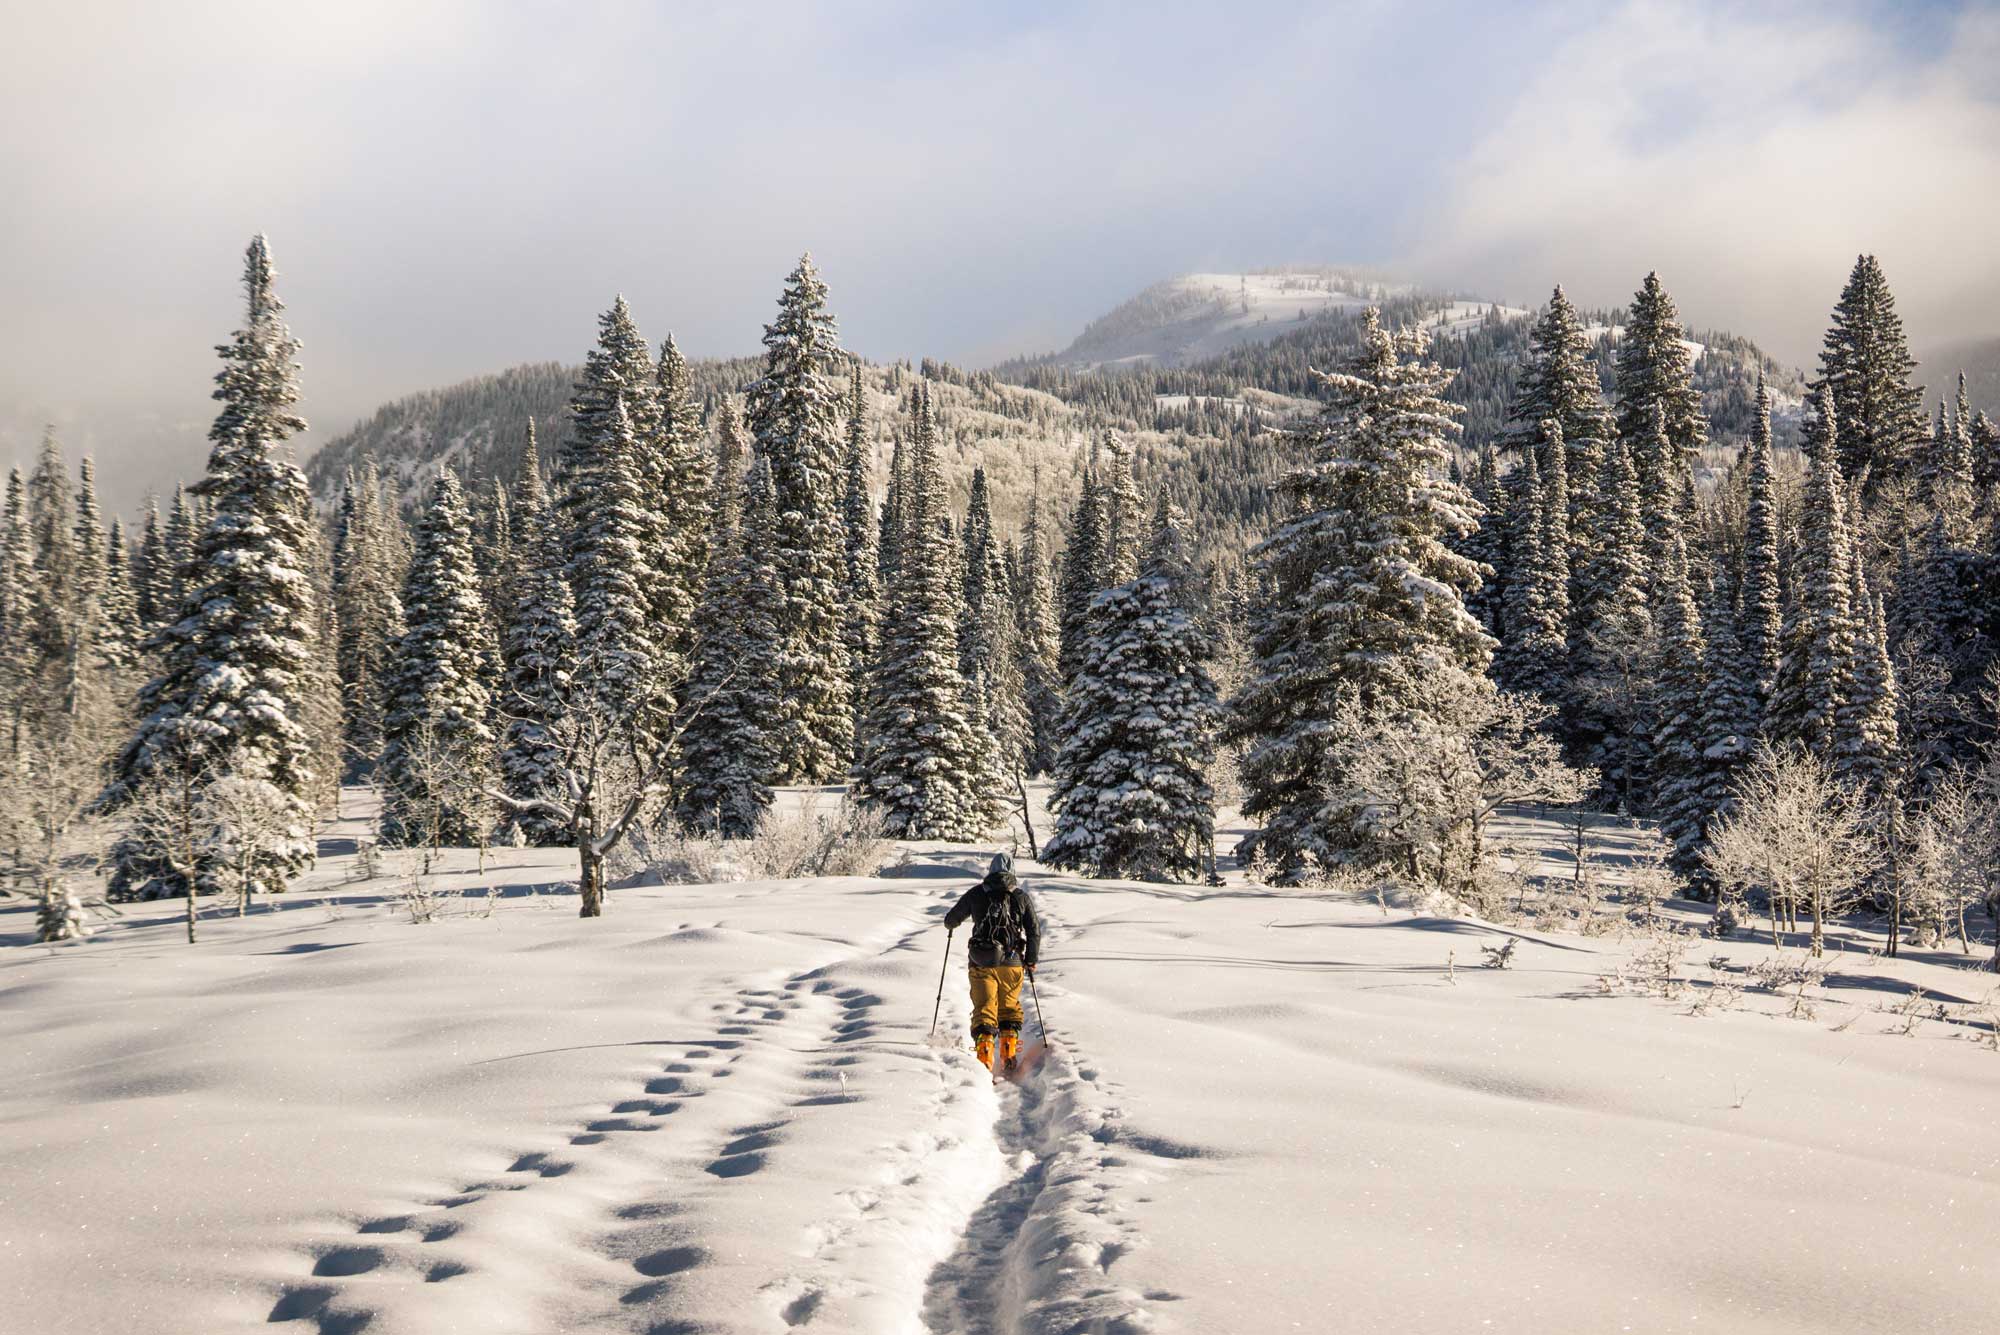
944;872;1040;969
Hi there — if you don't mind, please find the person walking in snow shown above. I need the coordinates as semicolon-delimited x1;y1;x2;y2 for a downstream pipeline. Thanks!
943;852;1041;1073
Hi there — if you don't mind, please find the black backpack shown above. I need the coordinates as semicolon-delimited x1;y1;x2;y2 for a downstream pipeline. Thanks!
969;879;1027;959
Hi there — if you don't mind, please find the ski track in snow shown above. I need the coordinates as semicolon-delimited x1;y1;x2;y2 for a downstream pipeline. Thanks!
252;866;1165;1335
920;888;1170;1335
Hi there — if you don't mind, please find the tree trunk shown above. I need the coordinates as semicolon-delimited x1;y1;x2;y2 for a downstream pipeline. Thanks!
577;801;604;918
185;872;197;945
1809;887;1824;958
1015;774;1039;860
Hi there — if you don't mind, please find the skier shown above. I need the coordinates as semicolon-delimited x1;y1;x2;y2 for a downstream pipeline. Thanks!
943;852;1041;1073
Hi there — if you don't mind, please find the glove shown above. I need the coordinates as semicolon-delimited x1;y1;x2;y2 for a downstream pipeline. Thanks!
1025;964;1036;976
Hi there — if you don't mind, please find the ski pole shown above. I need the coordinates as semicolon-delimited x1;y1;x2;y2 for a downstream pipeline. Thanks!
929;928;953;1037
1028;967;1047;1042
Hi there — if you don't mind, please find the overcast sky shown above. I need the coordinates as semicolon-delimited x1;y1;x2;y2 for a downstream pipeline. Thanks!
4;0;1996;512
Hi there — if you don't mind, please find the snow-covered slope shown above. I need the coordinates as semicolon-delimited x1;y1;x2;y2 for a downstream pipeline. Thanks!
1049;268;1397;371
5;793;1997;1334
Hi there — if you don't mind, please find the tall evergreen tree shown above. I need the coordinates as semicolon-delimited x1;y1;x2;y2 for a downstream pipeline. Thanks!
134;493;170;633
495;438;575;846
1646;531;1708;877
380;472;498;848
1837;562;1899;802
1057;467;1106;683
1496;435;1569;703
1506;286;1614;549
1815;254;1926;486
1740;377;1783;716
675;459;780;836
1694;570;1757;876
562;384;657;727
104;235;320;898
1231;311;1488;872
839;362;880;741
1097;430;1145;585
1045;499;1217;882
852;388;996;838
1572;434;1652;805
1614;271;1708;504
561;300;663;727
649;335;713;678
163;483;198;611
1460;441;1503;635
1770;386;1859;759
744;254;853;783
331;458;406;775
711;397;749;539
100;517;139;672
1015;485;1064;776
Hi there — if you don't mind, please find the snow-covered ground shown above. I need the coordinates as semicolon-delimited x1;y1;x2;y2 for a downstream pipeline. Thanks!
5;793;1999;1334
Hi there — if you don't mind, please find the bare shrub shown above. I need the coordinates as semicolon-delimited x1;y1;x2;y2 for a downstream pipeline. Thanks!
400;876;445;924
743;797;892;879
1480;938;1517;969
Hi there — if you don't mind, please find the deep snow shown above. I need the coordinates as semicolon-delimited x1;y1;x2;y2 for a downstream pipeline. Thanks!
4;792;1999;1334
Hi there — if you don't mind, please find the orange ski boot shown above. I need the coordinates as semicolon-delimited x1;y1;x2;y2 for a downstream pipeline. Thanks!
974;1034;994;1070
1000;1030;1020;1075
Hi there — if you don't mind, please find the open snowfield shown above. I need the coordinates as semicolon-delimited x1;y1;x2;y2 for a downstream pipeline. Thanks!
5;794;1999;1334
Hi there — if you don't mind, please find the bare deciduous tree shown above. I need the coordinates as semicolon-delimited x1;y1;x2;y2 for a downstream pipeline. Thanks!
1702;743;1875;957
1324;666;1594;902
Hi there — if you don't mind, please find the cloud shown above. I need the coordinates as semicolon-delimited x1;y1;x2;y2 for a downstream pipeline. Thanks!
1413;0;2000;370
2;1;1995;509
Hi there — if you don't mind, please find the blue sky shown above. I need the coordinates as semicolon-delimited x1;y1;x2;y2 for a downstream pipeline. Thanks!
3;0;1995;508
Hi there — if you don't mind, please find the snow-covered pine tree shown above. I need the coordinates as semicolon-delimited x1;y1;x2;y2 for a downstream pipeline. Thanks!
1572;433;1652;807
1057;466;1106;683
1837;561;1898;802
1740;377;1783;717
1635;403;1687;586
1097;430;1144;585
744;254;854;783
674;457;780;836
839;362;880;740
1769;385;1859;760
100;517;139;673
875;410;910;592
479;472;515;641
70;456;106;635
960;466;999;677
1647;530;1708;878
711;396;749;539
1505;286;1614;550
1015;485;1064;776
1693;569;1757;879
852;386;996;839
1496;433;1569;703
1231;310;1489;873
331;457;406;777
495;436;575;846
1044;497;1217;882
561;383;658;728
1614;272;1708;508
26;432;76;671
958;477;1029;785
1815;254;1926;487
379;472;498;849
103;235;320;898
133;493;169;634
649;335;713;679
1460;440;1503;635
163;483;198;612
0;470;35;734
561;300;664;721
